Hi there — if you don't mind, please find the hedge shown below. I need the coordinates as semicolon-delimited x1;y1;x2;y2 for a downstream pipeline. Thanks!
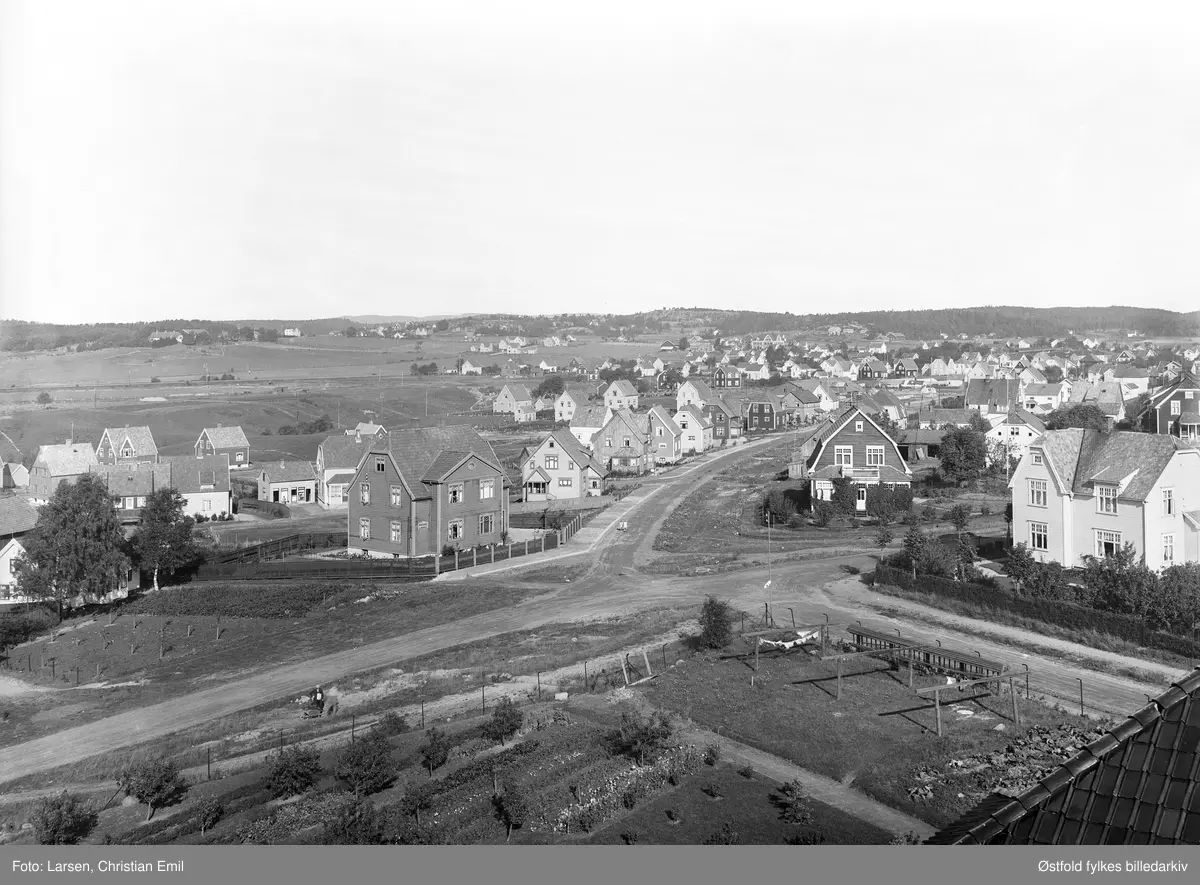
873;564;1200;660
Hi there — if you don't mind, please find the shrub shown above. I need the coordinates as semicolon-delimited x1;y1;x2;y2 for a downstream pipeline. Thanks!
703;742;722;766
482;697;523;746
605;711;675;766
493;784;530;842
150;376;160;383
118;758;189;821
698;595;735;649
419;727;451;776
321;798;386;845
29;792;98;844
621;829;641;845
980;504;991;517
335;731;397;797
37;391;52;404
267;746;322;799
376;712;409;737
702;821;742;844
738;764;755;779
812;502;834;527
197;796;224;836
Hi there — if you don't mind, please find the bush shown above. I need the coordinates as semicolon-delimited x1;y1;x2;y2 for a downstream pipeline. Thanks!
37;391;52;404
118;758;189;821
321;798;386;845
376;712;409;736
419;727;451;776
150;376;160;383
29;792;98;844
703;742;722;766
698;595;735;649
267;746;322;799
482;697;523;746
197;796;224;836
738;764;755;779
605;711;674;766
335;731;397;797
702;821;742;844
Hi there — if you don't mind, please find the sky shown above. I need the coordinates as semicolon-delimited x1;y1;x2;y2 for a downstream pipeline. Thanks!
2;0;1200;324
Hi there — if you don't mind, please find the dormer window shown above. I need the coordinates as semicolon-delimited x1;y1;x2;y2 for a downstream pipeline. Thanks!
1097;484;1118;515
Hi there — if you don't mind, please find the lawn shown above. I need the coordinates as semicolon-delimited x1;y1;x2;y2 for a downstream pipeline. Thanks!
643;648;1094;829
588;765;892;845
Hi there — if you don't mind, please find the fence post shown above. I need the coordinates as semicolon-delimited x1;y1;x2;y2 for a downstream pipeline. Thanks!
935;692;943;737
420;701;425;729
491;546;495;564
454;550;459;571
537;671;542;700
836;657;842;700
524;540;529;557
481;685;486;713
508;543;512;560
207;747;211;781
351;714;356;744
642;648;653;678
1077;678;1084;716
541;535;545;553
473;549;477;568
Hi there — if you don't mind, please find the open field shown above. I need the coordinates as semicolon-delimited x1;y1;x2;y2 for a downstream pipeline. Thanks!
643;647;1099;829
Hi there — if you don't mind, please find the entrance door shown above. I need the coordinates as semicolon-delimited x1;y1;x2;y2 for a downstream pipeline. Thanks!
855;487;867;512
273;489;280;503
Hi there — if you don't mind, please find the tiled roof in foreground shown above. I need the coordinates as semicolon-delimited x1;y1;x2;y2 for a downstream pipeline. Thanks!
928;667;1200;845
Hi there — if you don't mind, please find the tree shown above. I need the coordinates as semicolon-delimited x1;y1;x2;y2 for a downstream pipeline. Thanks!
605;711;674;766
1043;365;1064;384
345;326;359;338
763;488;798;524
1044;404;1109;431
397;782;435;829
132;488;198;591
266;746;322;799
677;336;690;351
419;727;450;777
118;758;189;821
702;821;742;844
812;501;834;527
956;534;977;580
433;319;449;332
531;375;565;400
938;428;988;483
698;595;735;649
29;792;98;844
875;527;894;555
1158;563;1200;635
948;503;972;535
494;784;530;842
197;795;224;837
902;526;927;579
335;730;398;797
13;473;129;620
482;697;523;746
410;363;419;376
37;391;52;404
1005;543;1037;591
829;475;857;515
1079;544;1162;624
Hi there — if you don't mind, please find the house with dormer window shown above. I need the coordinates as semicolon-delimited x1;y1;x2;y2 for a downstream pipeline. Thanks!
96;426;159;465
593;409;651;475
673;404;713;454
518;431;605;501
647;405;683;464
803;405;913;512
1008;429;1200;570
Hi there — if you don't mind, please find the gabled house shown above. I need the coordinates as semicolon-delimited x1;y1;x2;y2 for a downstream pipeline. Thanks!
28;442;99;504
1022;382;1070;414
676;379;715;411
1009;429;1200;570
781;385;823;423
161;454;233;519
804;406;913;512
712;365;743;388
787;379;839;412
96;426;159;465
194;425;251;467
965;379;1020;416
742;362;771;382
554;387;592;423
519;431;606;501
258;460;319;505
347;422;388;439
1147;371;1200;440
316;433;377;509
1102;365;1151;397
493;383;534;415
704;399;740;443
2;462;29;491
0;496;40;595
91;461;173;523
893;358;920;378
647;406;684;464
673;405;713;454
347;426;509;561
856;359;889;381
1066;381;1127;424
603;380;640;411
738;391;787;432
593;409;652;475
460;359;484;376
568;405;613;449
985;410;1045;468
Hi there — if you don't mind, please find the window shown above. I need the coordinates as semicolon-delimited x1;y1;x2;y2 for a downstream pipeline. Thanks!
1187;391;1195;400
623;437;631;447
359;518;371;541
1032;452;1043;465
202;499;211;512
235;452;244;463
559;477;572;487
834;446;853;467
375;456;386;472
448;483;464;504
1029;522;1048;551
1163;533;1175;565
1009;426;1020;436
479;479;495;500
1095;530;1121;558
1028;479;1047;507
360;482;371;505
1162;488;1175;517
390;485;403;507
866;446;884;467
604;437;613;447
656;427;663;437
855;420;864;432
137;497;147;507
567;461;574;470
390;520;403;543
123;497;135;509
545;455;558;470
447;519;464;540
1171;401;1181;415
1097;485;1118;515
479;514;494;534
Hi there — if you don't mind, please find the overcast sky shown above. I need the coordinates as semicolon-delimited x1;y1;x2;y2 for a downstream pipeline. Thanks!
2;0;1199;323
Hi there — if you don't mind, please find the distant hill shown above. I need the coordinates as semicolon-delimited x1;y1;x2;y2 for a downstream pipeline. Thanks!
343;314;469;325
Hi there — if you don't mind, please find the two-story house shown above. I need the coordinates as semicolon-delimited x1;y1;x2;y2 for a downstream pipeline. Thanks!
96;426;159;465
1148;371;1200;440
804;406;913;512
194;425;251;467
712;365;743;388
27;442;99;504
647;406;684;464
519;431;606;501
704;398;741;443
985;410;1045;468
1065;381;1127;424
554;387;592;423
568;405;613;450
1010;429;1200;570
347;426;509;561
593;409;651;475
161;454;233;519
676;379;715;411
965;379;1020;416
603;380;640;411
739;392;787;432
91;462;173;523
673;405;713;454
315;433;377;508
493;383;533;416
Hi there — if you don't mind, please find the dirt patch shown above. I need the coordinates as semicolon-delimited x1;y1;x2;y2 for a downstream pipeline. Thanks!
31;702;94;723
